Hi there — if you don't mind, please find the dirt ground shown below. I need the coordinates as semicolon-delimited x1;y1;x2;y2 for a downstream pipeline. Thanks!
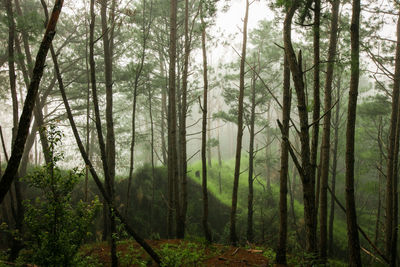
82;239;271;266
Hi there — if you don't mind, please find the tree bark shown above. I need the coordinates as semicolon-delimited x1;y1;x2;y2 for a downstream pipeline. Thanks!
230;0;249;246
345;0;362;264
319;0;340;262
0;0;63;205
37;0;160;262
389;8;400;266
276;53;291;265
283;0;317;254
310;0;320;224
200;8;212;242
177;0;190;239
14;0;51;165
247;70;257;243
328;74;341;255
167;0;178;238
126;0;152;219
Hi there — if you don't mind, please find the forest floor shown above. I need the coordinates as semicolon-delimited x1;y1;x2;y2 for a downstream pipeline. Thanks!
81;239;273;266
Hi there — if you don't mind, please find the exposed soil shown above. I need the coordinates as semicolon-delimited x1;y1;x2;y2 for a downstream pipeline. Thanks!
81;239;271;266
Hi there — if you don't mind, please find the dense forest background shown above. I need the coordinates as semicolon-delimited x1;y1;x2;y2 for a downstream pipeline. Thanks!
0;0;399;266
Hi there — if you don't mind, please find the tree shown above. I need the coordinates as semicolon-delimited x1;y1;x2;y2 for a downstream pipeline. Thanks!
230;0;249;246
200;1;212;243
276;53;291;264
345;0;362;264
319;0;340;261
0;0;64;205
283;0;317;254
388;6;400;266
167;0;178;238
126;0;153;218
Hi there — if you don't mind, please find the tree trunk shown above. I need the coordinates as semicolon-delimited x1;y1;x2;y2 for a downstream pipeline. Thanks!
247;71;257;243
230;0;249;246
85;16;90;202
310;0;320;225
319;0;339;261
345;0;362;264
126;0;151;218
276;51;291;264
389;8;400;266
0;0;63;204
328;74;341;255
14;0;51;165
42;0;160;261
207;99;212;168
177;0;190;239
283;0;317;254
167;0;178;238
200;8;212;242
3;0;25;260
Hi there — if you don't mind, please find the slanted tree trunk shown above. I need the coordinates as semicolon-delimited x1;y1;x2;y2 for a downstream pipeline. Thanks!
345;0;362;264
14;0;51;165
276;53;291;265
230;0;249;246
319;0;340;262
40;0;160;262
0;0;63;204
167;0;178;238
200;7;212;242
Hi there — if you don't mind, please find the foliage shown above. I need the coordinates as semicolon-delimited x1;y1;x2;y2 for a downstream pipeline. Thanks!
159;242;206;267
20;125;100;267
117;242;147;267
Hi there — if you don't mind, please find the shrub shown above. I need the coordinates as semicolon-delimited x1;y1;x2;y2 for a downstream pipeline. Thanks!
20;125;100;267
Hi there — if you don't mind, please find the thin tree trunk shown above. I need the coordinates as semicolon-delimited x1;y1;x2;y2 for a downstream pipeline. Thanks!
207;98;212;168
247;71;256;243
85;12;90;202
310;0;321;225
283;0;317;254
99;0;118;265
126;0;152;217
345;0;362;264
375;131;383;247
177;0;190;239
167;0;178;238
328;74;341;255
230;0;249;246
160;56;168;166
3;3;24;256
276;53;291;265
200;8;212;242
148;78;156;232
319;0;340;261
389;9;400;266
40;1;160;262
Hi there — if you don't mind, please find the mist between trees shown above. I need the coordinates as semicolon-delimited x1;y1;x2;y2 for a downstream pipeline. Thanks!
0;0;399;266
